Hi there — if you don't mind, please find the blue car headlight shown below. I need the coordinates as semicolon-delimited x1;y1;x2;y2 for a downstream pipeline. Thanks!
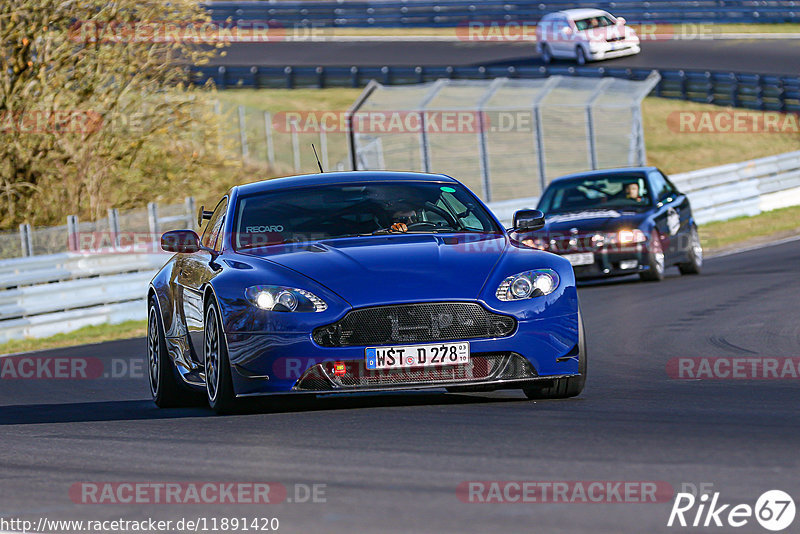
245;285;328;312
496;269;560;301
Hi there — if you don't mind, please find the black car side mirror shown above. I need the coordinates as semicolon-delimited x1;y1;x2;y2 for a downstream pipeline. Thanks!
161;229;201;253
512;209;546;232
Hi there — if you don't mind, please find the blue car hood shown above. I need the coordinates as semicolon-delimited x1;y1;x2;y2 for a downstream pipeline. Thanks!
247;234;507;308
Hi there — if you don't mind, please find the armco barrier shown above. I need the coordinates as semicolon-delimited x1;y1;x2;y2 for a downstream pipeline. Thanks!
205;1;800;27
0;150;798;342
0;253;169;343
195;65;800;113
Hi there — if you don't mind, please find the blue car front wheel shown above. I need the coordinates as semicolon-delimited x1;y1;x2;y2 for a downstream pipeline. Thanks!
205;300;238;414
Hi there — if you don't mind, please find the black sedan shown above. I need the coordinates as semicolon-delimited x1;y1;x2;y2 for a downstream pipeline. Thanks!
522;167;702;281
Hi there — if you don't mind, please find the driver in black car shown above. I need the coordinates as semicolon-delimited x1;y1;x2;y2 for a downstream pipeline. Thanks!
611;181;646;205
624;182;643;202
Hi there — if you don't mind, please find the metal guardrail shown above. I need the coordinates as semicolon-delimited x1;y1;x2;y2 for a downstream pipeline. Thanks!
196;65;800;112
1;150;798;343
0;253;169;343
671;150;800;224
205;1;800;26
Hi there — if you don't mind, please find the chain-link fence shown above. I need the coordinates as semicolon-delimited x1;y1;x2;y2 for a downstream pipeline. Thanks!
349;73;660;202
6;200;197;260
216;100;353;175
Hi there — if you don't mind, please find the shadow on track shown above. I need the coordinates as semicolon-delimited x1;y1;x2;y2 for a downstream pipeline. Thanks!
0;392;533;425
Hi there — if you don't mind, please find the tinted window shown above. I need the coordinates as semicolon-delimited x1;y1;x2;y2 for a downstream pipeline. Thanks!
538;174;650;213
233;182;501;250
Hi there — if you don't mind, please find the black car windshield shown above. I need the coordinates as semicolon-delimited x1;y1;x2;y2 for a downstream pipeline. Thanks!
233;181;502;250
537;174;651;214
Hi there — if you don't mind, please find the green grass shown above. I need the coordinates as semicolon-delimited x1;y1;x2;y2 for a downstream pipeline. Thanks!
216;88;363;113
642;98;800;175
0;320;146;356
700;204;800;251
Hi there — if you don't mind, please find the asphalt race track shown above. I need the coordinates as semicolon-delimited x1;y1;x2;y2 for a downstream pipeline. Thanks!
215;39;800;76
2;239;799;533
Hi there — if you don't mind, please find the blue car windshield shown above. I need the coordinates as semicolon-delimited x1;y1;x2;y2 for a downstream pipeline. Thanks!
537;174;651;214
233;181;502;250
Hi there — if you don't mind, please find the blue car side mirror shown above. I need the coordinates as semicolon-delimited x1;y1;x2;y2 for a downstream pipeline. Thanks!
161;229;201;253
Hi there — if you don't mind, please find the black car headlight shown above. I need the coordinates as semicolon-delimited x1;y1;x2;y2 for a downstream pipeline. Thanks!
496;269;560;301
245;285;328;312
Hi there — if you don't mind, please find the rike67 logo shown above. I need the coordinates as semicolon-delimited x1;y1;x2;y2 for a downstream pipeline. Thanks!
668;489;795;531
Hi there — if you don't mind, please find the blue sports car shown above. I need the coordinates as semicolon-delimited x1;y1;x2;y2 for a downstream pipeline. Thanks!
148;171;586;413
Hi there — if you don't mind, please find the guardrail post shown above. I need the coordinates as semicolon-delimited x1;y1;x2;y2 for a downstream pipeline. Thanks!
705;71;713;104
238;105;249;159
250;65;260;89
185;197;196;230
264;111;276;168
217;66;226;90
19;223;32;257
316;66;325;88
107;208;120;248
147;202;160;251
755;75;764;110
67;215;79;252
285;66;294;89
679;70;688;100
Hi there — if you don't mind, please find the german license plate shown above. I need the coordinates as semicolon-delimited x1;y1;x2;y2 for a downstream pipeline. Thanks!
365;342;470;370
563;252;595;266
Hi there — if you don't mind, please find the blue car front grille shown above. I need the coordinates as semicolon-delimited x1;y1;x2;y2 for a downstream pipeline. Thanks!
312;302;517;348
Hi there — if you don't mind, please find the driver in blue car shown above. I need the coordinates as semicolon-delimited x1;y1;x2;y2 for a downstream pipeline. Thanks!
389;209;416;232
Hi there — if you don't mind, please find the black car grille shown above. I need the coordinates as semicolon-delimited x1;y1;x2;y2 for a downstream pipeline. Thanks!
293;352;537;391
312;302;516;347
547;233;597;253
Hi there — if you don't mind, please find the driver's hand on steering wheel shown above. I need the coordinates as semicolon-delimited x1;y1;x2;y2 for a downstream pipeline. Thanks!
390;222;408;233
